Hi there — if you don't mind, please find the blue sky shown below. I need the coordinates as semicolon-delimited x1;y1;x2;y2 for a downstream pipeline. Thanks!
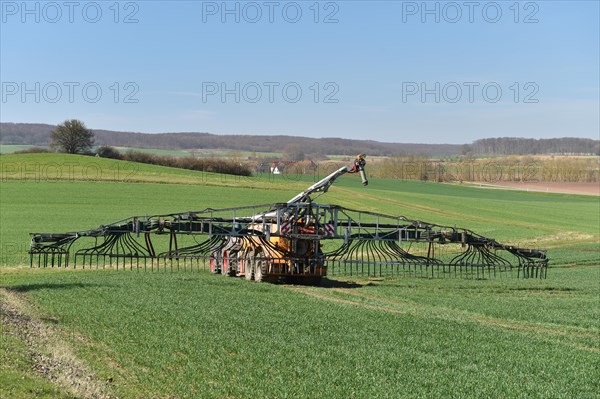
1;1;598;144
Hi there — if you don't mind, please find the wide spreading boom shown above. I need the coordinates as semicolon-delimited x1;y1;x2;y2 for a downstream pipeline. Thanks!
29;155;547;281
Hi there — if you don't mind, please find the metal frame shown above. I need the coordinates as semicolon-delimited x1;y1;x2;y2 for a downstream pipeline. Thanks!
29;202;548;279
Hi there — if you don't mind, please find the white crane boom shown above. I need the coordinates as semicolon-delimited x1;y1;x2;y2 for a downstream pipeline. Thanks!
286;154;367;204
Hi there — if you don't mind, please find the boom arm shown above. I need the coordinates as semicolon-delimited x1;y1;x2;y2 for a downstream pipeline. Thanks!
287;155;367;204
248;155;367;222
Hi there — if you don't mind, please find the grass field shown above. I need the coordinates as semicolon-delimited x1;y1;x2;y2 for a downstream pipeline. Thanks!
1;153;598;398
0;144;39;154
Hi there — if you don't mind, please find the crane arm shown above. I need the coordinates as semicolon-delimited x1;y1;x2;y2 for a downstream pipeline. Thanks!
286;154;367;204
249;155;367;222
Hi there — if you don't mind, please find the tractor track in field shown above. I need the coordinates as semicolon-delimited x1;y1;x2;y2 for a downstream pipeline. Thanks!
287;285;599;353
0;288;116;399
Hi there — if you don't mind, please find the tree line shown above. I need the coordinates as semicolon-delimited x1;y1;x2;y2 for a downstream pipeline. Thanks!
97;146;252;176
0;122;461;156
469;137;599;156
369;156;599;183
2;122;597;156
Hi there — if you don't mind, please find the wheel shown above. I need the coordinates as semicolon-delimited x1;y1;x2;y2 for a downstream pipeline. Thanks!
254;252;270;282
254;257;264;282
221;251;237;276
235;252;246;277
244;255;254;281
209;252;221;274
220;251;228;275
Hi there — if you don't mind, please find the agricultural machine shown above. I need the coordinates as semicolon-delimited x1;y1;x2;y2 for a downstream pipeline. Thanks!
29;155;548;281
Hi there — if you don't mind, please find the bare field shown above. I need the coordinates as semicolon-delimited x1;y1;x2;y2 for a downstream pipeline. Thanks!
471;182;600;196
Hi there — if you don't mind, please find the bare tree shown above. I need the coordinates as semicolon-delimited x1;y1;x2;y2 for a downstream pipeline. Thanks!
50;119;94;154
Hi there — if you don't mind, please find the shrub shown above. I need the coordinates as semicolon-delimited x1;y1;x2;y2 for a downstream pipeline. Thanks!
120;151;252;176
96;146;123;159
12;147;51;154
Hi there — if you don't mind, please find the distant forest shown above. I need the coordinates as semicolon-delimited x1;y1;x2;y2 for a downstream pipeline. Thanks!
1;122;598;156
470;137;600;156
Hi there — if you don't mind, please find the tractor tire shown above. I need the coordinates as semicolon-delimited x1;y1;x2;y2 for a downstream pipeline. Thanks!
220;251;228;276
210;252;221;274
254;258;264;282
254;253;269;282
244;256;254;281
221;251;235;277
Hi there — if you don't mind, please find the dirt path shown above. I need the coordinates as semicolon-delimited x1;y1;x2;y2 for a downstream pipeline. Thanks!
0;288;114;399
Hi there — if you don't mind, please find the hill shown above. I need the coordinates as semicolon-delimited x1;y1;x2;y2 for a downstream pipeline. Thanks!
0;122;462;157
4;122;598;157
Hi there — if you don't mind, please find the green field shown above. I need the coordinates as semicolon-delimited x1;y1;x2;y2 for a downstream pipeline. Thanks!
0;144;40;154
1;154;598;398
